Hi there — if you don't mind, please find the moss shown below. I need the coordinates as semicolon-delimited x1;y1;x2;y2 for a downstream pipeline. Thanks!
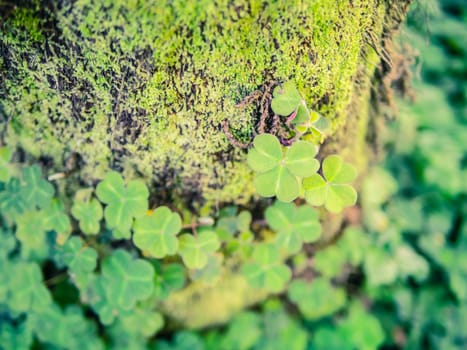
2;0;387;208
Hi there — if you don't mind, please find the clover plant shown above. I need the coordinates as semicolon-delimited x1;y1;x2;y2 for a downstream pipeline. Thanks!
241;244;291;293
303;154;358;213
178;230;220;269
71;197;103;235
265;201;321;254
96;171;149;238
133;206;182;258
247;134;319;202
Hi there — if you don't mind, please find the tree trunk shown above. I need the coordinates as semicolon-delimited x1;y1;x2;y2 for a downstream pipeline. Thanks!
0;0;411;329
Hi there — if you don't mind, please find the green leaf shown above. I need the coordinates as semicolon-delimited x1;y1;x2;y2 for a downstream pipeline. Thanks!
119;308;164;337
242;244;291;293
271;81;302;116
247;134;283;172
15;210;48;259
133;206;182;258
56;236;98;275
312;327;352;350
178;231;220;269
0;177;28;223
7;262;52;312
254;166;300;202
364;249;398;286
43;199;71;235
101;249;155;311
96;171;149;235
20;165;54;209
288;278;346;319
266;202;321;254
153;262;186;300
340;303;385;350
284;141;319;178
71;197;103;235
0;147;13;182
221;312;261;350
248;134;319;202
303;155;357;213
293;103;310;125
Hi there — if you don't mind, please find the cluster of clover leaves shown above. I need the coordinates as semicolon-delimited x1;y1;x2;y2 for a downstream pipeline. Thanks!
247;81;358;213
0;83;358;346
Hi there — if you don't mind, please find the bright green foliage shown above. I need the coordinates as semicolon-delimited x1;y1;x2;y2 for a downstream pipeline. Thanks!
242;244;291;293
248;134;319;202
312;327;352;350
217;312;262;350
0;178;27;221
96;171;149;237
20;165;54;209
15;210;48;259
265;202;321;254
44;199;71;235
29;305;104;350
271;81;302;116
71;197;103;235
101;249;155;312
339;304;385;350
288;278;346;319
153;262;186;300
303;155;357;212
55;236;98;276
6;262;52;313
178;231;220;269
0;147;13;182
155;331;205;350
133;206;182;258
118;308;164;338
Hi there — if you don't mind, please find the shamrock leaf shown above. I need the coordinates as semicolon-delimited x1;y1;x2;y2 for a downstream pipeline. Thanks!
20;165;54;209
0;147;13;182
119;308;164;337
43;199;71;235
303;155;357;213
133;206;182;258
0;178;27;221
241;244;291;293
71;197;103;235
101;249;154;311
6;261;52;312
271;81;302;116
178;231;220;269
15;210;48;259
96;171;148;236
248;134;319;202
153;262;186;300
55;236;98;276
265;202;321;254
288;278;346;319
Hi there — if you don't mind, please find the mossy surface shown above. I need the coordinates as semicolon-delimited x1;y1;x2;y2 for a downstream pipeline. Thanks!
1;0;385;208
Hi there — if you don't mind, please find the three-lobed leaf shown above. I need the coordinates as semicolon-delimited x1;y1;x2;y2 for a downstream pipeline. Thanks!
303;155;357;213
271;81;302;116
71;197;103;235
266;202;321;254
242;244;291;293
101;249;155;312
248;134;319;202
178;231;220;269
96;171;149;237
133;206;182;258
20;165;55;209
56;236;98;276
